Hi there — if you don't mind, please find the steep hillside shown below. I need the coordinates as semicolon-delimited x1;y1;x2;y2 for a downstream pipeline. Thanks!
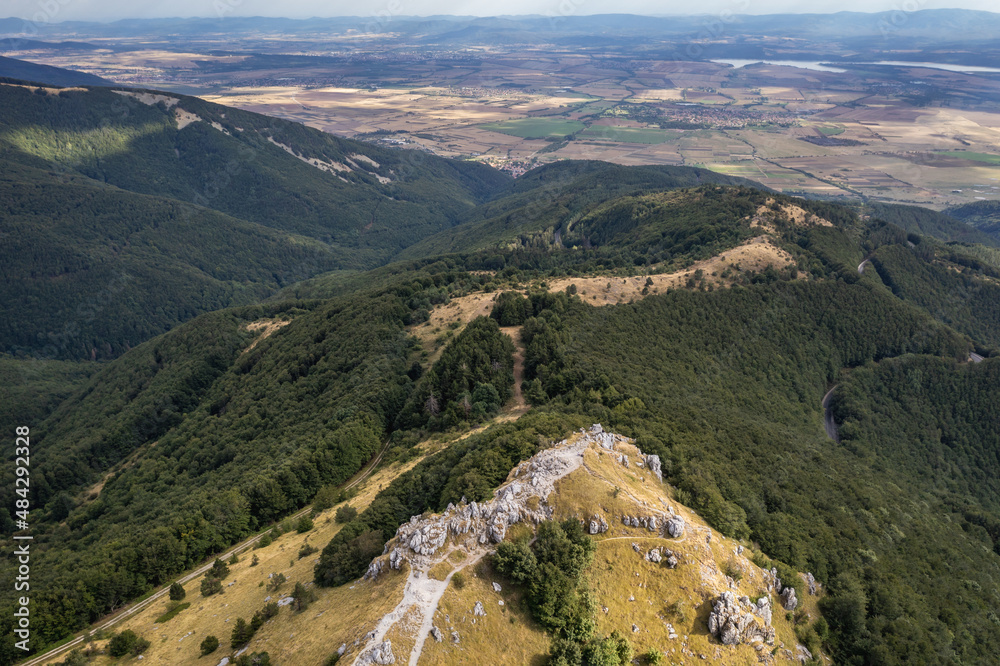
36;427;825;666
0;80;509;358
945;199;1000;242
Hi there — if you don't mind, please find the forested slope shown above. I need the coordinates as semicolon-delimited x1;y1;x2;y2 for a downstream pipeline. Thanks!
0;80;509;359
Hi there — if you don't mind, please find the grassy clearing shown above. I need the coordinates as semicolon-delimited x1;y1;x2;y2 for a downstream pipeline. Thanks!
480;118;585;139
941;151;1000;164
579;126;678;143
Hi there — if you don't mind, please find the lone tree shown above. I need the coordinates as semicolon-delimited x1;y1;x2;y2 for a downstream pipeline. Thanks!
231;617;253;649
168;581;186;601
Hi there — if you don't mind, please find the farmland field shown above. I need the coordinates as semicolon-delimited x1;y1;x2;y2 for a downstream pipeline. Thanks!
578;126;678;143
479;118;585;138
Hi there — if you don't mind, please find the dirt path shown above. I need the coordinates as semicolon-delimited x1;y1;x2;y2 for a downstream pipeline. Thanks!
822;385;839;442
500;326;526;411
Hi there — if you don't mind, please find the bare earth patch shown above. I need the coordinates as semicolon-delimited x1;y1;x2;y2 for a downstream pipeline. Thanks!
242;318;291;353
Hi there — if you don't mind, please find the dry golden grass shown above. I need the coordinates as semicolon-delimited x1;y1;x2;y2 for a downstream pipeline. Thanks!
419;560;550;666
547;442;823;665
547;236;797;305
242;318;291;353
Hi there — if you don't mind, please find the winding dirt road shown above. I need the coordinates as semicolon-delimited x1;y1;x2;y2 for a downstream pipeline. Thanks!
822;385;839;442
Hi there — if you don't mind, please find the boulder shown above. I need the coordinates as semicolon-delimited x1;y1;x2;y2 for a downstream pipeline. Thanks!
589;514;608;535
389;548;406;570
473;601;486;617
805;572;818;596
780;586;798;611
493;582;502;593
430;627;443;643
451;631;460;644
755;596;772;626
666;514;685;538
644;454;663;481
646;548;662;563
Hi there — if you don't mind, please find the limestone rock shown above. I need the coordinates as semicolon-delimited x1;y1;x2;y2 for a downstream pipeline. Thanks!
796;644;813;664
805;572;818;596
356;640;395;665
493;582;502;593
667;514;685;538
589;514;608;535
665;553;679;568
337;644;346;656
707;592;775;647
780;586;798;611
364;557;384;580
473;601;486;617
451;631;460;644
646;548;662;563
632;624;640;633
430;626;443;643
755;596;772;626
644;454;662;481
389;548;406;570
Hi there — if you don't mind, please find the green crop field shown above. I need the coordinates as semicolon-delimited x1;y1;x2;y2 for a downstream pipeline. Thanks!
818;126;845;135
479;118;586;138
579;126;678;143
942;151;1000;164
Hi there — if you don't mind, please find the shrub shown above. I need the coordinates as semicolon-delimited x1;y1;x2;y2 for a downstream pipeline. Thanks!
201;577;223;597
335;505;358;523
297;515;314;533
266;573;286;592
200;635;220;656
107;629;149;657
168;581;186;601
299;543;319;559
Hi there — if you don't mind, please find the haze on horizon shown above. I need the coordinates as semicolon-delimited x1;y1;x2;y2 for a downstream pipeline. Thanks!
4;0;999;23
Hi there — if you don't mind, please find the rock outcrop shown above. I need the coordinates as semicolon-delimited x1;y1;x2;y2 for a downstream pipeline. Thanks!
666;514;685;538
644;454;663;481
356;640;395;665
780;586;798;611
805;572;818;596
473;601;486;617
707;592;776;646
589;513;609;534
430;626;442;643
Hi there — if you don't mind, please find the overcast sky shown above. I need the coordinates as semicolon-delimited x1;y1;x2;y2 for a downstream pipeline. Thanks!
4;0;998;22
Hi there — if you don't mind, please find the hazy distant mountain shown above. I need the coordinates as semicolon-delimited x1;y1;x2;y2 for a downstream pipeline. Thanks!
0;55;110;86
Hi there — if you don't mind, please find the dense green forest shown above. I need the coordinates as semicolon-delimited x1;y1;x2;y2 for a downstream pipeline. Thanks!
870;243;1000;351
0;80;508;358
945;199;1000;241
